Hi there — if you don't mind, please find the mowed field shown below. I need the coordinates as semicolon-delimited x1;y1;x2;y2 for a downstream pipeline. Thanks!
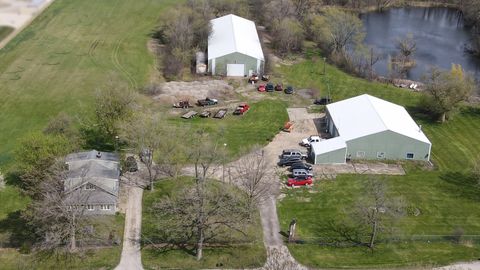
0;0;181;166
277;59;480;268
0;26;13;42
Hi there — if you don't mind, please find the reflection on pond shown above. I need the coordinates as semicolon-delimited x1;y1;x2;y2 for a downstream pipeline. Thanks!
361;7;480;80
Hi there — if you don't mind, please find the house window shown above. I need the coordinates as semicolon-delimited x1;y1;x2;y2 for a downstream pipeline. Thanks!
377;152;386;159
85;183;95;190
356;151;365;158
86;205;95;211
100;205;111;211
406;153;415;159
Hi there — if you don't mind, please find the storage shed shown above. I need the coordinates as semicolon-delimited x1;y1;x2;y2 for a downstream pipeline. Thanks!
311;94;432;164
208;14;264;77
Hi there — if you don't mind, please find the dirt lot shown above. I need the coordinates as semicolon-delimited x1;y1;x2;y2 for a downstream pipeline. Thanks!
262;107;405;180
153;80;237;105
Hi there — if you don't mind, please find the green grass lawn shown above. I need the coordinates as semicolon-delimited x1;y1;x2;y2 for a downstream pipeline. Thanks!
277;58;480;268
0;246;122;270
0;26;14;43
168;99;288;157
0;0;182;166
0;213;124;270
142;178;267;269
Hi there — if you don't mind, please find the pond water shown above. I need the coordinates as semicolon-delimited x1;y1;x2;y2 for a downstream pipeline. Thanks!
361;7;480;81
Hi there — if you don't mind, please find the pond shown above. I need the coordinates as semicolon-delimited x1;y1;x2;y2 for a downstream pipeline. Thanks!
361;7;480;81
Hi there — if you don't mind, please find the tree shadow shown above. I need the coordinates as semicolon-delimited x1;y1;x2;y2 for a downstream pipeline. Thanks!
0;210;36;248
3;170;24;189
406;105;438;124
461;106;480;117
439;171;480;202
79;127;115;152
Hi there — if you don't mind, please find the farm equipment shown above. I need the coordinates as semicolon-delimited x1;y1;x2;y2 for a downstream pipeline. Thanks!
181;111;197;119
233;103;250;115
173;100;192;109
199;110;211;118
283;121;294;132
197;97;218;107
248;74;259;83
214;109;228;119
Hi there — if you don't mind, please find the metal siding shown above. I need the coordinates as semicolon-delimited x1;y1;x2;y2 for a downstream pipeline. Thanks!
211;52;262;76
346;130;431;161
315;147;347;164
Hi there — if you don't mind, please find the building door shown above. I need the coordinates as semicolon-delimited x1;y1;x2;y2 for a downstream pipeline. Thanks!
226;64;245;76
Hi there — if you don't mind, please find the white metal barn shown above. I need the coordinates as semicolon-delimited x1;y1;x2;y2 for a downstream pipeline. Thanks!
208;14;265;77
311;94;432;164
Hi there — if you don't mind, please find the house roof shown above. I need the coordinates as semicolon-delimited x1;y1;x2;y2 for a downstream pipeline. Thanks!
326;94;431;144
208;14;264;61
311;137;347;155
65;150;120;196
66;150;119;163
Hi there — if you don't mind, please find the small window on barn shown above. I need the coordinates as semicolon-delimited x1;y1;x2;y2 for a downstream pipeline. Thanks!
86;205;95;211
85;183;95;190
101;205;111;210
377;152;385;159
406;153;414;159
356;151;365;158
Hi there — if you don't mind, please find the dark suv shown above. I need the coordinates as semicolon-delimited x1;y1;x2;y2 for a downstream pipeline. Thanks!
278;156;302;167
289;162;313;171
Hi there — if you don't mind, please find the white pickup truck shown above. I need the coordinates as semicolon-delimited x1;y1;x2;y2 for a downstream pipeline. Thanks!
300;135;322;147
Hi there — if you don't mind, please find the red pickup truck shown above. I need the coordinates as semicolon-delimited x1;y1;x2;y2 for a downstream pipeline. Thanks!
233;103;250;115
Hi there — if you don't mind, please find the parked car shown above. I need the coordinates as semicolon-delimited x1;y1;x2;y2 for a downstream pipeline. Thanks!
197;97;218;106
233;103;250;115
258;84;266;92
281;149;307;159
300;135;322;147
266;82;275;92
292;168;314;177
275;83;283;91
173;100;191;108
314;97;333;105
289;162;313;172
287;175;313;187
278;156;302;167
285;86;294;94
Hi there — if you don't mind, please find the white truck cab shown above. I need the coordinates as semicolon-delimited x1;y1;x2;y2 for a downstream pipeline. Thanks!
300;135;322;147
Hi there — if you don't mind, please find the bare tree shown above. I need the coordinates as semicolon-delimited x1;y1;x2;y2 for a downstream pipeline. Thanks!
375;0;393;11
27;163;93;253
350;177;405;249
234;147;271;215
292;0;313;20
120;112;163;191
423;64;475;122
94;79;136;138
311;8;365;55
271;18;305;56
155;127;189;178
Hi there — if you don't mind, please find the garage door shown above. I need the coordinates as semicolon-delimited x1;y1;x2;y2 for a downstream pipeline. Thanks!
226;64;245;77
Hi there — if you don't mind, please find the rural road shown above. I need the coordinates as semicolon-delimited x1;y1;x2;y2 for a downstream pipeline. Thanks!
115;185;144;270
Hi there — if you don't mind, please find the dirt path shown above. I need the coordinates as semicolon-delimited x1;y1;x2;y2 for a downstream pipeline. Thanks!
115;183;144;270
